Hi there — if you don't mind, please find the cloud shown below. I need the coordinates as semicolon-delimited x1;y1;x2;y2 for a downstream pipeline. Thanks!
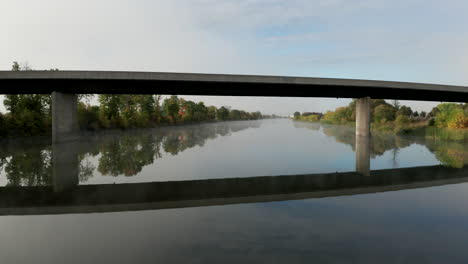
1;0;466;114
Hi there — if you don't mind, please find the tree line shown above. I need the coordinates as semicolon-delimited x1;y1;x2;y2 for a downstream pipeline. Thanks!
80;94;263;131
0;62;265;137
293;99;468;130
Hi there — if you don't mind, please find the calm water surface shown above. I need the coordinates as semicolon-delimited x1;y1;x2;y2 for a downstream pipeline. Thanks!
0;119;467;263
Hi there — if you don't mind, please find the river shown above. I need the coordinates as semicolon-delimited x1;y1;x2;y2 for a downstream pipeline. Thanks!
0;119;467;263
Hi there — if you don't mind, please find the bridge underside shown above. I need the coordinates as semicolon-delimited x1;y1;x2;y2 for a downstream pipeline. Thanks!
1;71;467;101
1;79;467;102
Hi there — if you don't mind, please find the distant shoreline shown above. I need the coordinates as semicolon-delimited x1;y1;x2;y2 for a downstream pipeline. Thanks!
292;119;468;142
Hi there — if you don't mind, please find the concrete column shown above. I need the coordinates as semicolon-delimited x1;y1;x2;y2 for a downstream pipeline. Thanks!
52;141;79;192
355;97;371;176
52;92;79;143
356;97;371;137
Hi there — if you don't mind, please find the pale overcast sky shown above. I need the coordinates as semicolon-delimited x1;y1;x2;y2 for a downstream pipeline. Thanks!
1;0;467;115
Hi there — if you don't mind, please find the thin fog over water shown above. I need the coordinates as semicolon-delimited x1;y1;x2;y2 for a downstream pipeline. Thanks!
0;119;466;186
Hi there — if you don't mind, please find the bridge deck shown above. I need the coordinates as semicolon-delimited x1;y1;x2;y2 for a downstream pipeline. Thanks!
1;71;467;101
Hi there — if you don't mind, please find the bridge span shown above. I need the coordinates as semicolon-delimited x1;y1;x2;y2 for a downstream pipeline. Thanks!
1;71;468;101
0;165;466;216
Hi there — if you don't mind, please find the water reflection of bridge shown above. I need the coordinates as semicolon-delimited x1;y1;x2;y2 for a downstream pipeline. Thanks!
0;165;466;216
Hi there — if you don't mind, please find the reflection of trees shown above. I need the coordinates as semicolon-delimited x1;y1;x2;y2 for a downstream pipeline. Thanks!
4;149;52;187
0;121;260;185
293;121;321;131
98;133;157;176
99;122;260;175
0;157;6;174
321;124;467;168
424;141;468;169
78;153;96;182
98;121;259;175
321;124;411;158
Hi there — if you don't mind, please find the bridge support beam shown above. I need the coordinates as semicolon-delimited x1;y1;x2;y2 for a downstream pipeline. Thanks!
355;97;371;176
52;92;79;143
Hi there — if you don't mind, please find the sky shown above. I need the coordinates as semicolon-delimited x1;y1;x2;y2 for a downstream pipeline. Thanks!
1;0;468;115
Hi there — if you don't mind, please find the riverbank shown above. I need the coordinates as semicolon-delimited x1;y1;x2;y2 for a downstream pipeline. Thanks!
0;94;267;138
293;99;467;141
293;118;467;142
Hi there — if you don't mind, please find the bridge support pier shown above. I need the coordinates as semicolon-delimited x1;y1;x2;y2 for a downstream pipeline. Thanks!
356;97;371;137
52;92;79;143
355;97;371;176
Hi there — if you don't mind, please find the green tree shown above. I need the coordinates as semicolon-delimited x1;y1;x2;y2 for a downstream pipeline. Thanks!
4;62;51;136
374;104;396;123
293;111;300;119
396;115;410;125
98;94;122;126
251;111;262;120
194;102;208;121
229;109;242;120
0;113;8;137
216;106;230;121
153;95;162;123
428;107;439;118
78;102;100;130
391;100;401;110
136;95;155;117
207;106;217;120
435;103;467;128
11;61;20;71
397;106;413;117
371;99;387;110
163;96;180;123
119;95;138;127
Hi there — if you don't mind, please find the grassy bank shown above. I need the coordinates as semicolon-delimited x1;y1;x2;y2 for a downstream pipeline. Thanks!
406;126;468;141
293;118;467;142
293;99;467;142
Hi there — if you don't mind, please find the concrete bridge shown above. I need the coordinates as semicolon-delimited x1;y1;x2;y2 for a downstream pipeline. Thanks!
1;71;467;176
0;165;466;216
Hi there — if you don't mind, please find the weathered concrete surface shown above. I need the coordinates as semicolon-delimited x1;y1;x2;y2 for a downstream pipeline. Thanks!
355;98;371;175
356;97;371;137
1;71;467;101
52;92;79;143
0;165;466;215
